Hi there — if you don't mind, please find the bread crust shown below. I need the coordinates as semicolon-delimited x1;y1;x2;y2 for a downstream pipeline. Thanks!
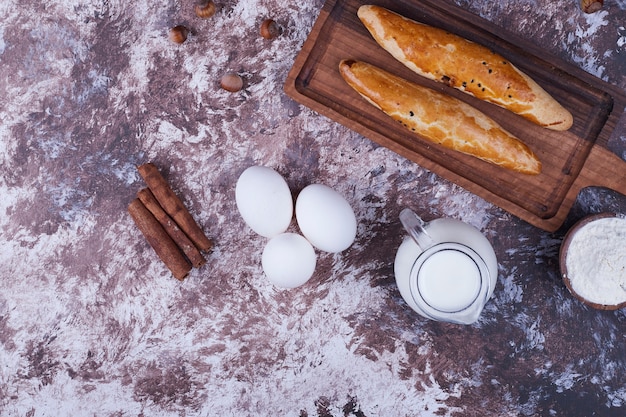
339;59;542;175
358;5;573;131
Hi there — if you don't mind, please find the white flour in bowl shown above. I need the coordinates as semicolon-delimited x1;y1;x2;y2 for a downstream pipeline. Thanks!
565;216;626;306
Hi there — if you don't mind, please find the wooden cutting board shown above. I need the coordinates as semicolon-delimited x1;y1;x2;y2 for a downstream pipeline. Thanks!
284;0;626;232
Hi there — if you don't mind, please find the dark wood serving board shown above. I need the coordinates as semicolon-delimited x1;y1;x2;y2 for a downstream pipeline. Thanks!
284;0;626;232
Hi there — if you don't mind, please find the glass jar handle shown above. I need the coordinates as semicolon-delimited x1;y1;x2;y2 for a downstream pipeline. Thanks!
400;208;435;251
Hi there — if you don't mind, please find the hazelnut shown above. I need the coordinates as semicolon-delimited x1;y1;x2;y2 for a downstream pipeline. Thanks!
220;72;243;92
169;25;189;44
581;0;603;13
195;0;217;19
260;19;280;40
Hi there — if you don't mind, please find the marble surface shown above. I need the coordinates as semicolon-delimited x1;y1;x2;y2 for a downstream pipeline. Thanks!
1;0;625;416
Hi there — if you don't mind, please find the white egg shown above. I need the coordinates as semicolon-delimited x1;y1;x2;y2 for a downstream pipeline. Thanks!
235;166;293;238
262;233;317;288
295;184;357;253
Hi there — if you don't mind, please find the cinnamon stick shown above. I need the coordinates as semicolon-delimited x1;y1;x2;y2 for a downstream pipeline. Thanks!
137;188;206;268
128;198;192;281
137;163;213;252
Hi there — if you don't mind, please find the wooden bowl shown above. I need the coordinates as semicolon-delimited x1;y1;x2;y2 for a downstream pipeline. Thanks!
559;213;626;310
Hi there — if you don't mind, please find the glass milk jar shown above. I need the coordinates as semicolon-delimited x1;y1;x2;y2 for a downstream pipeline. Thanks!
394;209;498;324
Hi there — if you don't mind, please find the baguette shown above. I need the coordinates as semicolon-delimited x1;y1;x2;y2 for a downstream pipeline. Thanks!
338;59;542;175
357;5;573;131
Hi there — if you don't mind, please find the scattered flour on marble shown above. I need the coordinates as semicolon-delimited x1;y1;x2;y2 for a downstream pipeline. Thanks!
155;119;185;145
533;235;562;265
580;10;610;36
440;192;494;230
618;26;626;48
497;269;524;304
565;10;610;79
517;392;542;416
510;312;546;352
551;364;583;393
0;123;17;166
7;373;144;416
523;318;545;351
607;385;626;407
565;217;626;305
105;269;464;416
0;25;5;54
5;0;624;415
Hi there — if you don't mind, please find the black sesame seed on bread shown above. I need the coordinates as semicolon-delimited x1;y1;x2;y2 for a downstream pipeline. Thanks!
358;5;573;131
339;60;542;175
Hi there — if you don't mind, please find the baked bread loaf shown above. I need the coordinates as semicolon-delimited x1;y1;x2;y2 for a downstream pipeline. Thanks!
357;5;573;131
339;59;542;175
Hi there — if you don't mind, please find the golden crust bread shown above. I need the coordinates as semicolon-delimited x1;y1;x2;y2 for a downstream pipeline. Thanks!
339;59;542;175
357;5;573;131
